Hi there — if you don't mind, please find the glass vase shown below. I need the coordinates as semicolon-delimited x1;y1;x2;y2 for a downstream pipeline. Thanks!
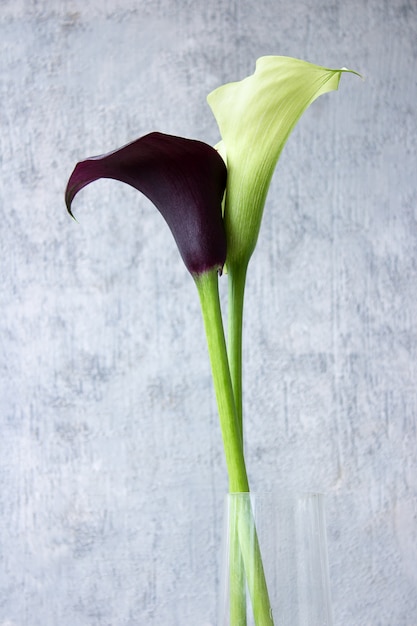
219;492;333;626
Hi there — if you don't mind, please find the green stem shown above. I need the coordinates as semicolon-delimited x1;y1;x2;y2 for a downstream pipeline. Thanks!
233;496;275;626
227;261;249;626
229;518;247;626
226;262;276;626
195;269;248;625
227;261;248;437
195;268;274;626
195;269;249;493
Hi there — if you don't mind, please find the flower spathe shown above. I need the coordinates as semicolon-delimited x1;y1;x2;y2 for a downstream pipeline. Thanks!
207;56;359;270
65;132;228;276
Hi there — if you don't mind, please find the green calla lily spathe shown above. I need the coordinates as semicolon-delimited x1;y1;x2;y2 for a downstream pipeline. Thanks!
208;55;360;270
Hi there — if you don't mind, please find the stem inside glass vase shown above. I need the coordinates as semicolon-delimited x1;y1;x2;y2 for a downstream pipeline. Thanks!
220;493;334;626
195;270;274;626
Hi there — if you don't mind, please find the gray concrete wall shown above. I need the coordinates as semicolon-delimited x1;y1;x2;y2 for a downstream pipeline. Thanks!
1;0;416;624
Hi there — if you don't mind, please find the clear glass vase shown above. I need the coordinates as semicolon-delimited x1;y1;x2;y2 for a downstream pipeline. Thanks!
219;492;333;626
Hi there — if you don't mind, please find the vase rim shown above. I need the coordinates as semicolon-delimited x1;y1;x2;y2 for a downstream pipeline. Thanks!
226;490;326;498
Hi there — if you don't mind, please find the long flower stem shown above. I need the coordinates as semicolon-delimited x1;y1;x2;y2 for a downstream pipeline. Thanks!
229;516;247;626
227;261;249;626
227;262;248;436
233;496;274;626
195;269;274;626
195;269;249;493
195;269;248;625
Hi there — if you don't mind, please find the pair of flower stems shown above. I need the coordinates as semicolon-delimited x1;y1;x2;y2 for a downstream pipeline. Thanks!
197;264;274;626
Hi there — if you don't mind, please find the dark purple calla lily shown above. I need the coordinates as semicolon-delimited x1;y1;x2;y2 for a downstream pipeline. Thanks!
65;132;227;276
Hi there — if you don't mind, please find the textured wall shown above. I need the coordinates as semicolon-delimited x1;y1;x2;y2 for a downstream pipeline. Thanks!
1;0;416;624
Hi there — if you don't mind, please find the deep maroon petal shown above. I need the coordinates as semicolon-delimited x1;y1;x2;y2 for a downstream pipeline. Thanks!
65;132;227;275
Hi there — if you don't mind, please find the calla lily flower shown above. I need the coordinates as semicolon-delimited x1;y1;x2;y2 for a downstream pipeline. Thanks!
207;55;359;269
65;131;227;276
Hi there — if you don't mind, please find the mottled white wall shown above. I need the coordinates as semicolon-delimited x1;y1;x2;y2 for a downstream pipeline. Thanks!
1;0;416;624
